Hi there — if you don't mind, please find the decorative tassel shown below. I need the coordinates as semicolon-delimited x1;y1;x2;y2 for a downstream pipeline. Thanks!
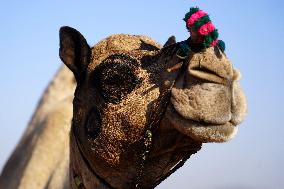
183;7;226;52
203;29;219;48
183;7;200;22
217;40;226;52
192;15;211;31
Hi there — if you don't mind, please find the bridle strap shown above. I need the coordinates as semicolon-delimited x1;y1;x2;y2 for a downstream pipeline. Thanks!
135;47;191;189
72;43;192;189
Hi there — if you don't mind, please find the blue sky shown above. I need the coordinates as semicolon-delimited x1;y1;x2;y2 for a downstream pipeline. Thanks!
0;0;283;188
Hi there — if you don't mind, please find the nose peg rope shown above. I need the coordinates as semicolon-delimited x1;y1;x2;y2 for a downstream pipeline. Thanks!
74;175;86;189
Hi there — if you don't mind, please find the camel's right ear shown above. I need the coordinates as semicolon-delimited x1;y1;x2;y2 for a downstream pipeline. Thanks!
59;26;91;81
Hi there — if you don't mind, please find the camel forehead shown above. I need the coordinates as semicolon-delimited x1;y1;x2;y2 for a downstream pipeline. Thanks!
88;34;161;71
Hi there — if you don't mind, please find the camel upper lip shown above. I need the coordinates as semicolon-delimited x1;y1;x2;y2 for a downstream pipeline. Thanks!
168;103;236;127
189;67;227;85
190;64;221;77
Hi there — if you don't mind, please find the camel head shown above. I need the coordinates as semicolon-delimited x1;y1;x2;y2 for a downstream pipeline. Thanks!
59;26;246;189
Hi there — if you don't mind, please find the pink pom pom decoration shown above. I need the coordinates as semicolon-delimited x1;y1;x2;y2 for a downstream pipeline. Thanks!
184;7;225;49
186;10;207;27
198;22;215;35
210;39;219;47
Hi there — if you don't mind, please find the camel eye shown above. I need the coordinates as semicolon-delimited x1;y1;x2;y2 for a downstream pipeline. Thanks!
92;54;141;104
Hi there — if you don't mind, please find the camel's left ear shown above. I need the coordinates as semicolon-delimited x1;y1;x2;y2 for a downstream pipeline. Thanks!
163;36;176;47
59;26;91;81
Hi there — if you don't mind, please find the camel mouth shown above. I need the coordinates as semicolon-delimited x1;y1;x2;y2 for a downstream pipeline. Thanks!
165;103;238;143
168;79;239;142
189;67;227;85
170;80;233;124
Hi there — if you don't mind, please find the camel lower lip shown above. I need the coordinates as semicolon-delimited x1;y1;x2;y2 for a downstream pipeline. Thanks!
165;104;238;142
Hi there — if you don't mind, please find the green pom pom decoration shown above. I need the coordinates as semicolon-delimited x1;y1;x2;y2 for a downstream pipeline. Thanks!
203;29;219;48
183;7;199;22
182;7;226;52
177;42;190;57
217;40;226;52
192;15;211;31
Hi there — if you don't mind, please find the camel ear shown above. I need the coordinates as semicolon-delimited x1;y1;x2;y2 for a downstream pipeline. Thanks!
163;36;176;47
59;26;91;81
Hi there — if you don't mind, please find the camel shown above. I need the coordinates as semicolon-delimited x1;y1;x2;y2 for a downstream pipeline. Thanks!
0;26;246;189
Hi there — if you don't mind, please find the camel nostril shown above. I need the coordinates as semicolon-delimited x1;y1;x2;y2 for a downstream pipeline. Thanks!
85;108;102;140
